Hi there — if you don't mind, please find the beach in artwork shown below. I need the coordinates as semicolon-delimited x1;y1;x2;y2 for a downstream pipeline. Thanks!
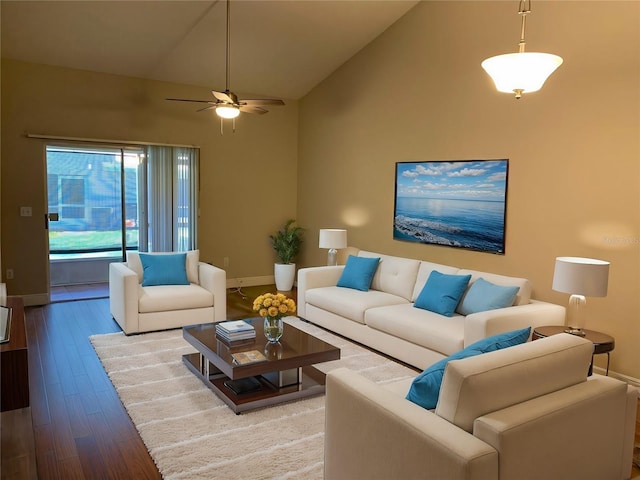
394;160;508;254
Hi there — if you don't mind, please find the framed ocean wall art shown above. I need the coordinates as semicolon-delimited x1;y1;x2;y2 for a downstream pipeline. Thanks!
394;160;509;254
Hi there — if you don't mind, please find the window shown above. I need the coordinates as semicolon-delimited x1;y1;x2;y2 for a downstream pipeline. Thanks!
46;144;199;260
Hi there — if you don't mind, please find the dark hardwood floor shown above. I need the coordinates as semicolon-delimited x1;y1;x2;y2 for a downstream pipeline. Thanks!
0;285;276;479
2;284;639;479
8;298;161;479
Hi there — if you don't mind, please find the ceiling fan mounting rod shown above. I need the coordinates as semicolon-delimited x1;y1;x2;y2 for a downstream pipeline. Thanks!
225;0;231;93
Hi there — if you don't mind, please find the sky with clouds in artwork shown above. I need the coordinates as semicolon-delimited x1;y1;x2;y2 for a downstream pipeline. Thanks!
395;160;508;202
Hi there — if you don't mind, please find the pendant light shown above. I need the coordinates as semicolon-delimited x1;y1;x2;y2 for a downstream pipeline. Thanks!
481;0;563;99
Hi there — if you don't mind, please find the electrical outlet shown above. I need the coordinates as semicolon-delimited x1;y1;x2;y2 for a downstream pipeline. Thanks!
223;257;229;268
20;206;32;217
6;269;14;280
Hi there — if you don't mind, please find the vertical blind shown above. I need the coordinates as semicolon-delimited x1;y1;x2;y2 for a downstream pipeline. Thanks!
143;145;199;252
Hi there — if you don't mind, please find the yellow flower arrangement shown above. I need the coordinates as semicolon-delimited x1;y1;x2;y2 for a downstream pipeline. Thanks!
253;292;296;320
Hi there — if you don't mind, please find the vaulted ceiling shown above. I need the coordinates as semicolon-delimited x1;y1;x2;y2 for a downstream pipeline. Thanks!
1;0;418;100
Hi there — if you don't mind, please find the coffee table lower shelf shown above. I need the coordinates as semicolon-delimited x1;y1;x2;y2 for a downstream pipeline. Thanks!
182;352;327;414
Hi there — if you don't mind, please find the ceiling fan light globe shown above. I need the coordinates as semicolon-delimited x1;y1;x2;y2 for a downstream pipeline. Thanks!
481;52;563;96
216;105;240;119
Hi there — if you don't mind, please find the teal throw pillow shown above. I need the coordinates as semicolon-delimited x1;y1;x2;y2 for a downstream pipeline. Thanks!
405;327;531;410
140;253;190;286
457;278;520;315
414;271;472;316
336;255;380;291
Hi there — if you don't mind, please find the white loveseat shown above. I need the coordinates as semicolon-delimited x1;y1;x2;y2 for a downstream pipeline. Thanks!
325;334;638;480
297;249;566;369
109;250;226;334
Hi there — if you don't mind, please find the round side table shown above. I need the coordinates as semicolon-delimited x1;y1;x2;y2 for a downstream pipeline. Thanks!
532;326;615;376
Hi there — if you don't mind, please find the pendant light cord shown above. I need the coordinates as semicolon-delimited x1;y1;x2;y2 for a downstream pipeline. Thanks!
517;0;531;53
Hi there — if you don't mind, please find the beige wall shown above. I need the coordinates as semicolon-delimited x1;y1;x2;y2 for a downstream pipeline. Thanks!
298;1;640;379
1;1;638;379
1;59;299;301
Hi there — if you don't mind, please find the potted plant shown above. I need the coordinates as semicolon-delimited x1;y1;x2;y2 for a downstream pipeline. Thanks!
269;219;304;291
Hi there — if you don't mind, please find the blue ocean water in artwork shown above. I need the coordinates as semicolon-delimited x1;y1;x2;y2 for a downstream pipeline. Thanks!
394;197;506;253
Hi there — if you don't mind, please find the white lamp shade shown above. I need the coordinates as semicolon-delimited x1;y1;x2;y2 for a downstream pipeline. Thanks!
481;52;563;94
552;257;609;297
216;105;240;119
319;229;347;249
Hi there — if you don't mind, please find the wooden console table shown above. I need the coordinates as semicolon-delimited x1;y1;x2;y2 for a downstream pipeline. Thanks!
1;297;29;411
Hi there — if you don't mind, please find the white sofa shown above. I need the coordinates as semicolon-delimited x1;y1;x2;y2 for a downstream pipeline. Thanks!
325;333;638;480
298;249;566;370
109;250;226;334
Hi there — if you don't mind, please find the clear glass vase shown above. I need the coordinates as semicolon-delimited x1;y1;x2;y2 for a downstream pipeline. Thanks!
264;317;284;342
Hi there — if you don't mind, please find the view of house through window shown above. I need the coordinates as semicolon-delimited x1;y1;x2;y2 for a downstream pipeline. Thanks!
47;146;142;260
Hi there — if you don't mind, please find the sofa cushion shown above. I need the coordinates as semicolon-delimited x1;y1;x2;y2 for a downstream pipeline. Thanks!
457;269;531;306
306;286;408;325
435;333;593;433
337;255;380;291
411;261;460;301
138;284;214;313
457;278;520;315
127;250;200;285
405;327;531;410
358;251;421;301
365;303;465;356
140;253;190;286
414;271;471;316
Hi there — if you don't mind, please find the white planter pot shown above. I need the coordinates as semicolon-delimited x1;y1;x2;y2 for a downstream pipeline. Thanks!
274;263;296;291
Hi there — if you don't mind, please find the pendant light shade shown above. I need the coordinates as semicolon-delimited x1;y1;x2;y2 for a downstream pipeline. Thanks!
482;52;563;97
482;0;562;99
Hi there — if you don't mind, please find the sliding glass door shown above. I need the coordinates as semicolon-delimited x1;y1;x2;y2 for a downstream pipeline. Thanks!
46;146;142;285
46;143;199;287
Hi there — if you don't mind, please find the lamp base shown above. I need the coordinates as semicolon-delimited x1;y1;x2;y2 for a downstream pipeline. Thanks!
327;248;338;266
563;326;586;337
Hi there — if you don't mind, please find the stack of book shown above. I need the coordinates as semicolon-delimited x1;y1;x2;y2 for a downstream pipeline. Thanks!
215;320;255;343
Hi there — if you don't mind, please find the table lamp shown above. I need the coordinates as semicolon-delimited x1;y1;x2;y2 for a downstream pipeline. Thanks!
552;256;609;336
319;229;347;266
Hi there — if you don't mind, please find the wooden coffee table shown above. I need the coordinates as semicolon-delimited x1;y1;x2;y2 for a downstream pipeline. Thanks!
183;317;340;413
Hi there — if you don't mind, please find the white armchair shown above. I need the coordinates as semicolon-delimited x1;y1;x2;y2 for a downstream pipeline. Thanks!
109;250;226;334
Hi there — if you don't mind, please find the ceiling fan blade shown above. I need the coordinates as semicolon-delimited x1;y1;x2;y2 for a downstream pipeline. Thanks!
196;105;216;113
212;90;235;103
239;105;269;115
241;99;285;107
166;98;214;104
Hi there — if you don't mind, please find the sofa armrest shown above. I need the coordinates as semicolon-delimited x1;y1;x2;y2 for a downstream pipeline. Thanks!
474;375;633;480
463;300;566;346
296;266;344;317
197;262;227;322
325;368;497;480
109;262;140;334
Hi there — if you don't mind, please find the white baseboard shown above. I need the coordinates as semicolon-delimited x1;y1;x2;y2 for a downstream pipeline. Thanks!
21;293;50;307
592;365;640;387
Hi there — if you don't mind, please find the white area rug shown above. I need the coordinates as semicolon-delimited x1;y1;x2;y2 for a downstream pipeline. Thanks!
90;318;417;480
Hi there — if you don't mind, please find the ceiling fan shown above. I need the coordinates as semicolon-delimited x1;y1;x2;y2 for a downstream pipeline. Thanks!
166;0;284;130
